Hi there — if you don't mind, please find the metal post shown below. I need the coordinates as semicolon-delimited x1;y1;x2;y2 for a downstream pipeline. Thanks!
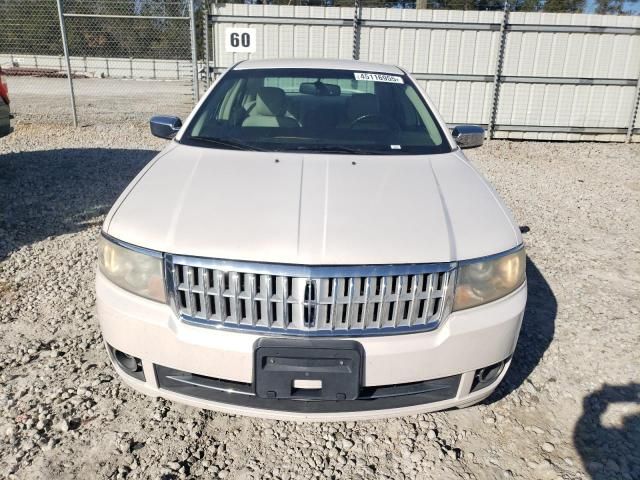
210;3;218;82
203;1;211;90
352;0;361;60
626;71;640;143
488;1;509;140
55;0;78;127
188;0;200;103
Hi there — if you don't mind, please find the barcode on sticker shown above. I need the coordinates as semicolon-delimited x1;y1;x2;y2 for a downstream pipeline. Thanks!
354;72;404;84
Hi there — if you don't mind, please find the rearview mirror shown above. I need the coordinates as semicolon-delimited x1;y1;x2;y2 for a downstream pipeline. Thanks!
451;125;485;149
299;82;341;96
150;115;182;139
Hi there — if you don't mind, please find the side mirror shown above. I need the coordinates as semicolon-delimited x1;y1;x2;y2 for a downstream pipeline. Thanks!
150;115;182;139
451;125;485;149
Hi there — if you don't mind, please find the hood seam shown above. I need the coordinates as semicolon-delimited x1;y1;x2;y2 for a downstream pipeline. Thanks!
166;149;203;248
429;159;457;262
295;156;305;259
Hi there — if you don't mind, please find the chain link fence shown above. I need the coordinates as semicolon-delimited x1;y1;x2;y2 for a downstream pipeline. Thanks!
0;0;70;123
0;0;198;125
62;0;196;124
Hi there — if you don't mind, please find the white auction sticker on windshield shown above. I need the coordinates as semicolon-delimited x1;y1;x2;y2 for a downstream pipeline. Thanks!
354;72;404;84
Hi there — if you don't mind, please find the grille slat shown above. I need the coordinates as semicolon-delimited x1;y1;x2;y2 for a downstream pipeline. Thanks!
265;275;273;328
408;274;418;326
362;277;372;328
200;267;210;320
248;274;257;326
393;275;404;327
232;272;241;325
379;277;390;326
186;267;196;318
171;260;454;336
345;277;354;330
329;278;337;331
215;270;225;322
281;276;289;329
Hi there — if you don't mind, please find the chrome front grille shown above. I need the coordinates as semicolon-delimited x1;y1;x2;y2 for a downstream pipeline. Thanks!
166;256;456;336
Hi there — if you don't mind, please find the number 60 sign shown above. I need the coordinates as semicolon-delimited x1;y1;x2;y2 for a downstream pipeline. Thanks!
225;28;256;53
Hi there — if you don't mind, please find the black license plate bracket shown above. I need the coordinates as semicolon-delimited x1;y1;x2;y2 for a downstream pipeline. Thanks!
254;338;363;401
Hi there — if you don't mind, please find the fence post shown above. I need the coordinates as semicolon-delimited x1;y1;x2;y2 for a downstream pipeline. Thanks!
488;1;509;140
352;0;361;60
55;0;78;127
210;3;218;82
627;72;640;143
188;0;200;104
203;1;211;90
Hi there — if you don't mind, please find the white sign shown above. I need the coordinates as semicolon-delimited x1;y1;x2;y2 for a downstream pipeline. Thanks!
354;72;404;84
225;28;256;53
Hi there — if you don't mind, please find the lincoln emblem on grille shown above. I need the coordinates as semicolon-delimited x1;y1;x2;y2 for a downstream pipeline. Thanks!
303;279;317;327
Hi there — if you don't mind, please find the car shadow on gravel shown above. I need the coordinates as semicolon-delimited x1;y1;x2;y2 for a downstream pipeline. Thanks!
0;147;158;259
486;257;557;403
574;383;640;479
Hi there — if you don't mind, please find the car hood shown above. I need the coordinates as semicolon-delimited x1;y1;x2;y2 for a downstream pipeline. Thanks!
105;143;521;264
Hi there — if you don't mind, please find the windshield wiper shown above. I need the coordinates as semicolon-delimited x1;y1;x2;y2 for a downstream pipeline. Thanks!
291;145;385;155
186;136;264;151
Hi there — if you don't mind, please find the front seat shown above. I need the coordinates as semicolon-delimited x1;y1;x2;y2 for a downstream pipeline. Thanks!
242;87;299;127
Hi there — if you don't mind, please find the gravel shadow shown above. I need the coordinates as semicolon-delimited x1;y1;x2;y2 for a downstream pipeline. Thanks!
0;147;158;259
574;383;640;479
486;257;557;402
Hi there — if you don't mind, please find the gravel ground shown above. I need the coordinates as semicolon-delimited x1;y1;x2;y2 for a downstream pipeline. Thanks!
1;123;639;480
7;77;194;124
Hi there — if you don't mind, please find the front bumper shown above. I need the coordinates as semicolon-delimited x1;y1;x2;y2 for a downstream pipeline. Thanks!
97;270;526;420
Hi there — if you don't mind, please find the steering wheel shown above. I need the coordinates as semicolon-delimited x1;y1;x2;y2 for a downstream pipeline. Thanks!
349;114;400;131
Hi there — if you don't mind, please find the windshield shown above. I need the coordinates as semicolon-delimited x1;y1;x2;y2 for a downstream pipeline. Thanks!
182;68;451;155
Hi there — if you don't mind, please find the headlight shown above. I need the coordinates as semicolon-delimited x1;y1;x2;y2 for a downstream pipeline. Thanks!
98;234;166;303
453;247;525;311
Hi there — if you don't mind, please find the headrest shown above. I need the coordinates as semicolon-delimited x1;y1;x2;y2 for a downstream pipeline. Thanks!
254;87;287;117
347;93;380;121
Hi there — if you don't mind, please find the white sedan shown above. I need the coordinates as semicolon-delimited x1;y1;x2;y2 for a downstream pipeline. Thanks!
96;59;526;420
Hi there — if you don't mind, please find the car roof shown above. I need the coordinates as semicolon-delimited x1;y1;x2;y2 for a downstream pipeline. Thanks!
233;58;405;75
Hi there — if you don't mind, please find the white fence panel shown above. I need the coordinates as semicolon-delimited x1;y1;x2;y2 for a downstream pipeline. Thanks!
493;12;640;141
211;4;355;69
206;5;640;141
359;8;503;76
415;80;494;125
